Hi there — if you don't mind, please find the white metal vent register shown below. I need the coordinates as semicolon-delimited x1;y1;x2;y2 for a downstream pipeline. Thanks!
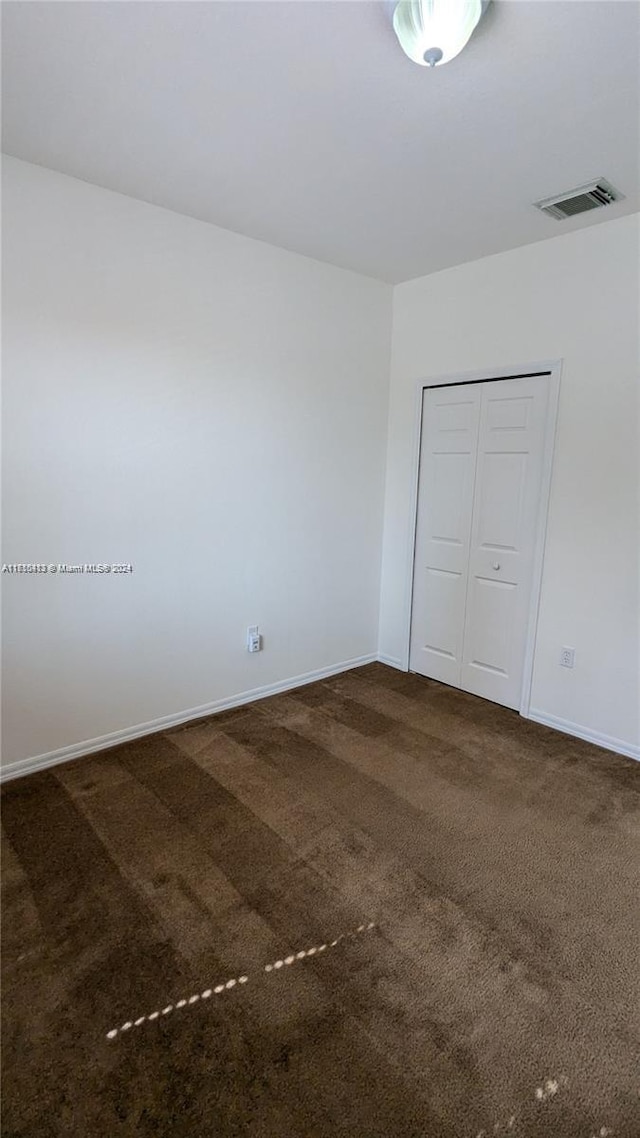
535;178;623;220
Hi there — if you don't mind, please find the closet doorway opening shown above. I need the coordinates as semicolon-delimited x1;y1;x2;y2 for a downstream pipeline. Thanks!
407;362;561;716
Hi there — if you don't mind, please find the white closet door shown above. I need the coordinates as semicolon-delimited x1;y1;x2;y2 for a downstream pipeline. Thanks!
460;376;549;709
409;385;481;685
410;375;550;711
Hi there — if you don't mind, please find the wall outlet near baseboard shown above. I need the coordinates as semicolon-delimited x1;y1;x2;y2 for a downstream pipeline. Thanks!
247;625;262;653
560;647;575;668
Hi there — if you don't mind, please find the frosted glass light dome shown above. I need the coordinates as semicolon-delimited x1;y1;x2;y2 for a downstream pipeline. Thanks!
392;0;484;67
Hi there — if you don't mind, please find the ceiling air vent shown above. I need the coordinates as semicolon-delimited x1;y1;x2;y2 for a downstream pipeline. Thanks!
535;179;624;221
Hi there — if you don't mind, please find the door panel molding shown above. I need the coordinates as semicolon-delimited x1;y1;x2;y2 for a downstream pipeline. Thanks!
403;360;562;718
408;384;481;685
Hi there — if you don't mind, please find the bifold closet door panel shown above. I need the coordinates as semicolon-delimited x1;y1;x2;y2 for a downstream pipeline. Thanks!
409;385;482;685
460;376;549;709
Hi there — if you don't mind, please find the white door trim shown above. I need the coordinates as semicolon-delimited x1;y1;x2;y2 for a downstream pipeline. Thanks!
402;359;562;719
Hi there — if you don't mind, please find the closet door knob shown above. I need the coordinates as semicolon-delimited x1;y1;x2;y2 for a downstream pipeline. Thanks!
492;562;500;570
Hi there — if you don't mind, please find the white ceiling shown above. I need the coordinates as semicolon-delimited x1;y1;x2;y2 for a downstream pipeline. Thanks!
2;1;639;283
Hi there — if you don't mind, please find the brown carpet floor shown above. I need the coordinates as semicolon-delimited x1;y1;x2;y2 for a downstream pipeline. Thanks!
2;663;639;1137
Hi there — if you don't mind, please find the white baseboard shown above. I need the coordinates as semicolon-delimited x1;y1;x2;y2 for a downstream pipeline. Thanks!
377;653;404;671
527;709;640;762
6;659;635;783
0;653;377;784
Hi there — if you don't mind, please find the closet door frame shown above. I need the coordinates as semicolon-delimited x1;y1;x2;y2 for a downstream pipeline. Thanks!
403;359;562;718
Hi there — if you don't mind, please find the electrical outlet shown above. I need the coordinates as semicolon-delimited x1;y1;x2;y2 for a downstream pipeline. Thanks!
560;647;575;668
247;625;262;653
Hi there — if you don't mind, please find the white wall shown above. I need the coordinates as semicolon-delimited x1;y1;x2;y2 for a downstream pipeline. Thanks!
379;213;640;755
1;157;392;770
3;158;638;771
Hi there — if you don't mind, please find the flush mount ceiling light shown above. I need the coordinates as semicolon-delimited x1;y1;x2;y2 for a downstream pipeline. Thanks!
392;0;490;67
